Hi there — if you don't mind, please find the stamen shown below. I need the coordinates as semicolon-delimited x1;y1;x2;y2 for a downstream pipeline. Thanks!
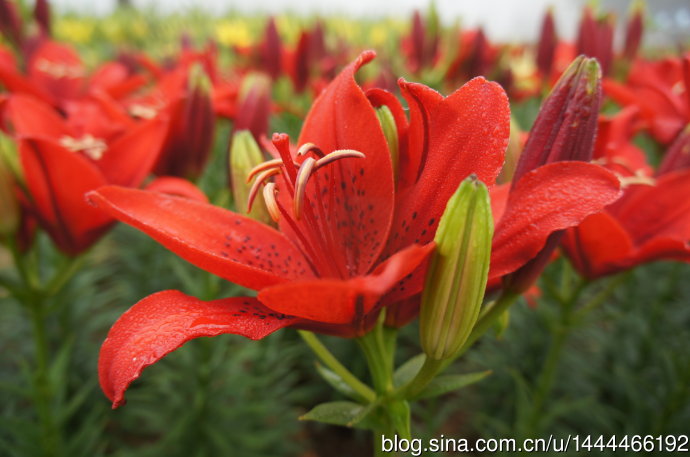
246;158;284;183
315;149;365;170
59;134;108;160
247;168;280;213
297;143;325;158
620;175;655;188
129;104;159;119
35;59;84;79
263;183;281;222
294;157;316;220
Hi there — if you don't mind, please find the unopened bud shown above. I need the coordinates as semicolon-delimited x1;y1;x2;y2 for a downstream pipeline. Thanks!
229;130;272;224
512;55;601;184
536;7;556;78
0;0;23;48
623;1;644;61
375;105;399;181
235;72;271;141
0;134;20;235
420;176;493;361
34;0;51;37
505;56;601;294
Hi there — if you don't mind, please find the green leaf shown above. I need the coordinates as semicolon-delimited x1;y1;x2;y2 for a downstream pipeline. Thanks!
314;363;360;401
393;354;425;387
299;401;376;428
414;370;492;400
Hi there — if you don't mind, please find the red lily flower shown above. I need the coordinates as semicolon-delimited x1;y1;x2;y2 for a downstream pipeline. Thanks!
563;110;690;278
2;93;193;255
381;57;621;324
87;51;512;407
563;169;690;279
0;39;147;109
604;53;690;144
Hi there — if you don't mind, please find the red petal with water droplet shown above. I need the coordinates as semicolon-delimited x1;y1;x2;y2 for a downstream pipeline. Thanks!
387;77;509;254
294;50;395;277
87;186;314;290
490;161;621;280
100;290;297;408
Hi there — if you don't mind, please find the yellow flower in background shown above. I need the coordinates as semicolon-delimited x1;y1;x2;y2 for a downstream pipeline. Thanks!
368;24;389;48
215;19;253;48
55;17;95;43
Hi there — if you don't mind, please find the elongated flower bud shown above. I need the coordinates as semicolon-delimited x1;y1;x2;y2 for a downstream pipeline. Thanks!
34;0;51;37
229;130;272;224
0;0;23;48
0;134;20;236
375;104;399;181
623;1;644;61
235;72;271;142
512;55;602;184
506;56;602;294
155;64;215;179
536;8;556;78
420;176;493;361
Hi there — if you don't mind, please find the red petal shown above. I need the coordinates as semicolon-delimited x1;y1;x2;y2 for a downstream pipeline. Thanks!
144;176;208;202
5;94;71;138
386;77;509;254
99;290;297;408
98;116;169;187
20;138;110;254
562;211;633;279
610;170;690;243
257;243;434;325
0;64;56;105
294;50;395;277
28;40;85;103
87;186;313;290
490;161;621;280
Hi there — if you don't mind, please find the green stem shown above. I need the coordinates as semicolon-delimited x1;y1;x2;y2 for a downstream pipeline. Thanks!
298;330;375;403
525;311;572;435
396;356;444;400
357;330;393;394
44;254;87;298
461;291;521;353
28;295;60;457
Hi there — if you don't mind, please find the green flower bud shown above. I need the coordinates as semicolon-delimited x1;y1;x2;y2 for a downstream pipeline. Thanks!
420;176;493;360
0;134;20;236
375;105;399;181
229;130;272;224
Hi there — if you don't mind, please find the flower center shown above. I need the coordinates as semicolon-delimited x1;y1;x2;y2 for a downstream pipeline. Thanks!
245;136;365;278
59;134;108;160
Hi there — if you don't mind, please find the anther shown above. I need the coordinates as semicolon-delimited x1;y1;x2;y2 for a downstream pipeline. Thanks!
247;168;280;213
294;157;317;220
263;183;281;222
315;149;365;170
59;134;107;160
297;143;325;158
246;158;284;183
